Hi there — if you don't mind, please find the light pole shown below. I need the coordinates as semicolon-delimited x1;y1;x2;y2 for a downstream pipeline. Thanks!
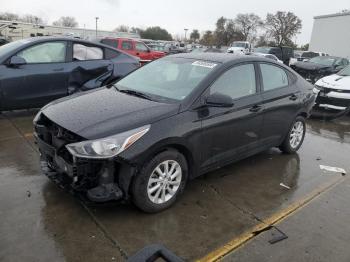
95;17;99;38
184;28;189;43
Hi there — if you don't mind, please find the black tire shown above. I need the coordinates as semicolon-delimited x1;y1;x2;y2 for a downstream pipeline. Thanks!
279;116;306;154
132;149;188;213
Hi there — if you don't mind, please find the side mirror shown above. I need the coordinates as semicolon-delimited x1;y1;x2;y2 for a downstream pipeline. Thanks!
205;93;234;108
8;56;26;67
147;49;151;53
335;65;344;71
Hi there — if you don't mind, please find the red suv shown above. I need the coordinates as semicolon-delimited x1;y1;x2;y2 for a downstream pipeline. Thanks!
101;38;165;64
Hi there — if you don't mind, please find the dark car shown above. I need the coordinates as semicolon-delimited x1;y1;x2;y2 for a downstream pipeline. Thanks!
34;53;316;213
0;37;139;111
0;38;9;46
254;46;294;65
293;56;349;84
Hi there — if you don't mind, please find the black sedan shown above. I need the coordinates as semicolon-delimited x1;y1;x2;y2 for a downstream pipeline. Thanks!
0;37;139;111
293;56;349;84
34;53;316;213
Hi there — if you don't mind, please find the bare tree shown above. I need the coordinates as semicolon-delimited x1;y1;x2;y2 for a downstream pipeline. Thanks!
53;16;78;28
234;13;263;41
114;25;129;32
21;14;44;24
265;11;302;46
0;12;20;21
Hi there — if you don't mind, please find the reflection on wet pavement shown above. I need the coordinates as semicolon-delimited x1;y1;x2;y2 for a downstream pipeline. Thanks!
0;112;349;261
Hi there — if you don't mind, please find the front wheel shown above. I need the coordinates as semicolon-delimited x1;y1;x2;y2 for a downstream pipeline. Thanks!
279;116;306;154
132;150;188;213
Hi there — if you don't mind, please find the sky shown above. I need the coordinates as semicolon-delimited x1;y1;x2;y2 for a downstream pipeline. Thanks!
2;0;349;45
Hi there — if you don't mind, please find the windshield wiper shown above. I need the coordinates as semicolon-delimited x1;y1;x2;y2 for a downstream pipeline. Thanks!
117;89;154;101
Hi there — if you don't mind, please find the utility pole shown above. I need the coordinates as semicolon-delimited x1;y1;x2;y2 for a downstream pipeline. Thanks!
95;17;99;38
184;28;189;43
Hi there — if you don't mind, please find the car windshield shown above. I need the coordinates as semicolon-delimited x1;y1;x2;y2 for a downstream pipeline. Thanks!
0;39;30;58
337;66;350;76
254;47;270;54
115;58;218;102
309;56;336;66
232;42;246;47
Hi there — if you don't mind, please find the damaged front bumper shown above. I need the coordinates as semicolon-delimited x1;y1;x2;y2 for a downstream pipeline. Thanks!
314;86;350;110
35;132;127;203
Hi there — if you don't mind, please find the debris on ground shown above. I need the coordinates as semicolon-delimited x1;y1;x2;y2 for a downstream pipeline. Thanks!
268;227;289;244
26;190;31;198
320;165;346;175
280;183;291;190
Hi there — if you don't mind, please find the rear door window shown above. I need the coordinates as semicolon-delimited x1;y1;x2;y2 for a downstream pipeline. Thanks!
260;64;289;91
73;43;103;60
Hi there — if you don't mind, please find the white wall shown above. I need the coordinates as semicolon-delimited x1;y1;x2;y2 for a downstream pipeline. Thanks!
309;13;350;58
0;20;140;41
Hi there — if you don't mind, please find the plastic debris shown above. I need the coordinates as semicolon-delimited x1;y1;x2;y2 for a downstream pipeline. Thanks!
320;165;346;175
279;183;291;190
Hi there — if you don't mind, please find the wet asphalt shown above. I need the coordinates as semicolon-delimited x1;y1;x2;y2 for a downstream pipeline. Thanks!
0;110;349;262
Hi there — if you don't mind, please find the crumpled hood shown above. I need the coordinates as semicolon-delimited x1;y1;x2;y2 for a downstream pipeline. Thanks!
40;87;179;139
316;74;350;90
294;61;331;71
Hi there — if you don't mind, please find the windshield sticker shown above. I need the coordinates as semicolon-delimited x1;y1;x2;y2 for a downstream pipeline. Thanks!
192;61;217;69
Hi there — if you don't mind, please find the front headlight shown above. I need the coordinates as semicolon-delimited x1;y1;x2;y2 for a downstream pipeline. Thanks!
66;125;150;159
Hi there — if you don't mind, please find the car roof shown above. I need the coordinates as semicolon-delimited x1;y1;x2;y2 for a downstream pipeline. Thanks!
168;53;270;64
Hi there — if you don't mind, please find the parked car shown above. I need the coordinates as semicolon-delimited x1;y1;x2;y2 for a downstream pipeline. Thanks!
289;51;320;67
314;65;350;111
0;37;139;111
34;53;316;213
0;38;9;46
293;56;349;84
252;52;283;63
100;38;165;64
227;41;252;54
254;46;294;65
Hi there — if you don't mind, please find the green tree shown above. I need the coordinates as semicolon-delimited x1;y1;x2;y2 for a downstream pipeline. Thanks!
214;17;245;47
265;11;302;46
140;26;172;41
234;13;263;41
300;43;309;51
190;29;200;42
200;30;215;46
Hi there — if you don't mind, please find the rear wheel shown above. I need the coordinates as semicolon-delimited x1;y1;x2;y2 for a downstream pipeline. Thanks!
132;150;188;213
279;116;306;154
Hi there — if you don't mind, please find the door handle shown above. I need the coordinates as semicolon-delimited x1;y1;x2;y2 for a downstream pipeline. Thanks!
289;94;298;101
249;105;262;113
53;68;64;72
136;52;140;55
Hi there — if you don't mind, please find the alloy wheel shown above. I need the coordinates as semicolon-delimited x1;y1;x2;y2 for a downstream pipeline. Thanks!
147;160;182;204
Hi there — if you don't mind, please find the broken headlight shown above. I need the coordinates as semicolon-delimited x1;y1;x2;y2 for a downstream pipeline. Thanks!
66;125;150;159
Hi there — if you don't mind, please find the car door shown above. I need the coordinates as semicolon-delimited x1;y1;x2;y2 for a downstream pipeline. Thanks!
66;41;114;92
258;62;302;147
198;63;264;171
135;42;152;63
1;41;69;110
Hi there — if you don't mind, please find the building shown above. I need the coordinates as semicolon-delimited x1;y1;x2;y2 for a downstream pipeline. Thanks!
0;20;140;42
309;11;350;58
